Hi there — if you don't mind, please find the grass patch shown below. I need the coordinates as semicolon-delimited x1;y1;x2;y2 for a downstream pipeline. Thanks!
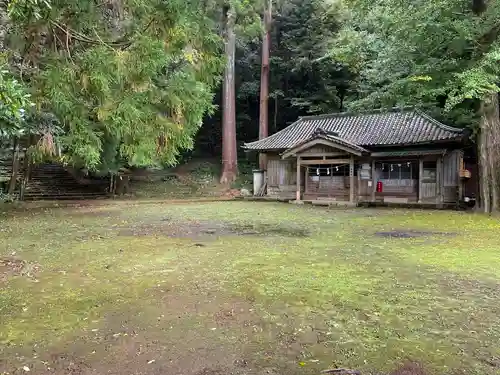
1;202;499;375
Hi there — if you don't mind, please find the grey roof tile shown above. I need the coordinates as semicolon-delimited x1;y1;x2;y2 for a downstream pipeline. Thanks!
244;109;464;151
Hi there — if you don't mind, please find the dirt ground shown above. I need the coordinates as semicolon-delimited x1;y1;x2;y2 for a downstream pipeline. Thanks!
1;201;500;375
2;287;306;375
2;289;430;375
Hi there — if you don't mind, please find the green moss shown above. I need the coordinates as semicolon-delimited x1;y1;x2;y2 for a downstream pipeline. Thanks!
1;202;499;374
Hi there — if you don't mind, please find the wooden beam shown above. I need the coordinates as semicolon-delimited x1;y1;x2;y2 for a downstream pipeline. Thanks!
300;159;351;165
297;152;347;158
418;158;424;203
437;156;444;206
357;173;361;202
349;157;355;203
282;138;363;159
296;156;301;202
458;151;464;204
305;167;309;195
371;160;376;202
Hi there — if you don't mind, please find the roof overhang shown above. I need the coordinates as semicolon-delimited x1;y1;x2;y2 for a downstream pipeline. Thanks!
371;149;447;158
281;129;370;159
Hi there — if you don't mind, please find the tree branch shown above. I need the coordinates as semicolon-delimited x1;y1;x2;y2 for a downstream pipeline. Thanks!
49;18;156;51
66;27;74;64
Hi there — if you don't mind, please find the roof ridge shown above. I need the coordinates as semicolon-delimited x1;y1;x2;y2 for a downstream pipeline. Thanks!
414;109;464;133
300;106;415;120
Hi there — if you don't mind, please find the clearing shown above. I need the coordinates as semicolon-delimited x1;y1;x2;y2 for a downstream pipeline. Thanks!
1;201;500;375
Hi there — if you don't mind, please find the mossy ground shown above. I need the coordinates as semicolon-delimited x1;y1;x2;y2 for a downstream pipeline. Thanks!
1;201;499;375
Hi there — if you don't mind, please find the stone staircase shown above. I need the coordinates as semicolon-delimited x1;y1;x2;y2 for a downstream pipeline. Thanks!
23;163;109;201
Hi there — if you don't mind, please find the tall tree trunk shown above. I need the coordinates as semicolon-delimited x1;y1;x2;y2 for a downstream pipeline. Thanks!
487;92;500;212
478;92;500;213
258;0;272;171
478;117;490;213
220;4;238;184
7;137;20;195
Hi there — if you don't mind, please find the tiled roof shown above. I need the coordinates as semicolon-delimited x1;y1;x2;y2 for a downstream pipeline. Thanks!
243;109;465;151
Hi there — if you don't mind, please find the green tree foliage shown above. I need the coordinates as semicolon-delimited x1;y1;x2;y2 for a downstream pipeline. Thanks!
4;0;224;172
271;0;349;114
195;0;350;155
0;66;33;137
331;0;500;126
331;0;500;212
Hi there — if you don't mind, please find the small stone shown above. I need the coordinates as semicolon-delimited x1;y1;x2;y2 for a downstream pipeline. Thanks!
23;366;30;372
240;188;251;197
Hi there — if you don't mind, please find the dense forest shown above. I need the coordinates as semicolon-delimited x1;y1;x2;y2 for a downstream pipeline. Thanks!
0;0;499;211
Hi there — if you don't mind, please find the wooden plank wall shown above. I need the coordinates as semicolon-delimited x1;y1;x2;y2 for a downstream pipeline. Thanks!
443;150;460;203
357;179;371;198
304;178;355;201
266;155;299;199
267;157;296;187
267;185;297;199
421;182;437;199
378;179;416;194
305;176;351;197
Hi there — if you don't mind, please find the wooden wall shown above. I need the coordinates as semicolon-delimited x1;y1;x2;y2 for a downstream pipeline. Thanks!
299;146;336;155
266;154;299;199
378;179;417;194
304;175;352;200
421;182;437;200
443;150;461;203
264;149;465;204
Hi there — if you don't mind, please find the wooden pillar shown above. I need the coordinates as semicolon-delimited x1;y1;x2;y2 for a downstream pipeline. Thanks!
437;156;444;205
458;152;464;205
357;173;361;202
305;167;309;196
349;157;355;203
418;158;424;203
371;160;376;202
296;156;301;202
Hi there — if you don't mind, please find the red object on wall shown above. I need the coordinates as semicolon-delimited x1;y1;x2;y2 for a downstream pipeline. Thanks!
376;181;383;192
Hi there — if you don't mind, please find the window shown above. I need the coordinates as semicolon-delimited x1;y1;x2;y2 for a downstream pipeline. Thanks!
378;161;417;180
422;161;437;182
